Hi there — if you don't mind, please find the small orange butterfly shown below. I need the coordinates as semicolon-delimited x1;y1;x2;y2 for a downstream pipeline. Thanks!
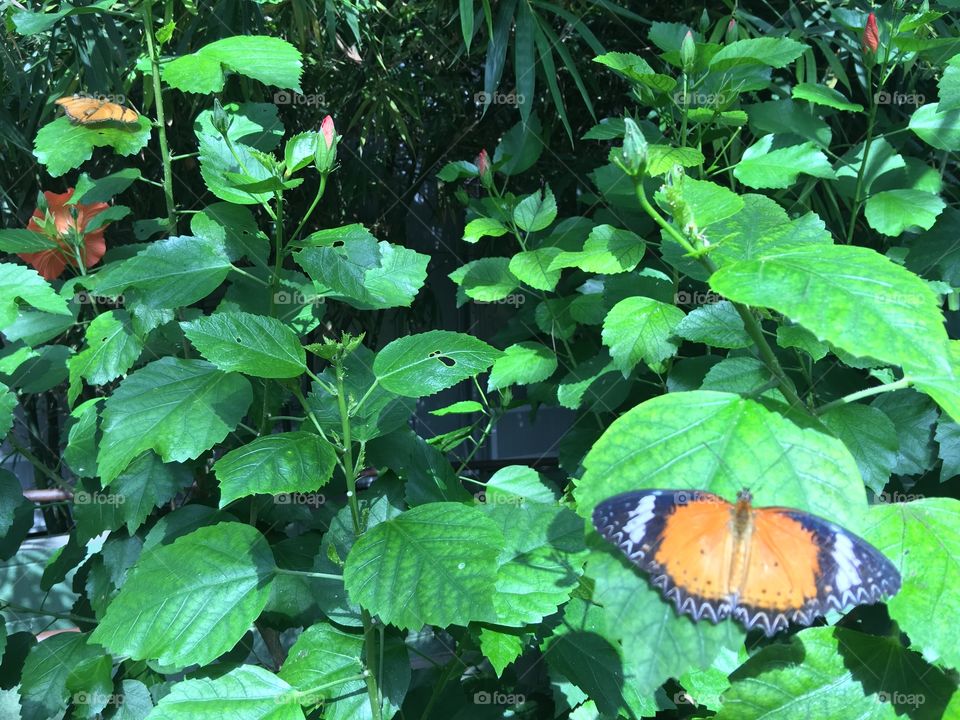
55;94;139;125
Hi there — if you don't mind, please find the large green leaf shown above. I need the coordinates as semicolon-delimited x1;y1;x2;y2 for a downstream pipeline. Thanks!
19;632;107;720
791;82;863;111
343;502;503;628
485;502;587;625
34;116;152;177
574;391;868;530
147;666;304;720
191;203;268;265
97;358;252;484
820;404;898;494
709;244;950;378
733;137;835;189
909;102;960;151
0;263;71;329
105;452;193;534
161;36;303;94
182;311;306;378
294;238;428;310
373;330;501;398
513;186;557;232
864;189;945;236
487;342;558;391
548;225;645;274
869;498;960;671
213;432;337;507
716;626;953;718
278;623;409;719
67;310;142;405
87;235;232;309
449;257;520;301
675;300;751;349
586;550;742;700
602;297;685;374
91;522;275;668
709;37;807;70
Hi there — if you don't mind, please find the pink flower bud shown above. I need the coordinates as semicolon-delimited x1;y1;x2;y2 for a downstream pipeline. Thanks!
321;115;335;149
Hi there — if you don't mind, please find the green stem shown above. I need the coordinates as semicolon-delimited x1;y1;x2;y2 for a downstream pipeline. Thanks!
0;598;95;624
814;378;910;415
845;42;892;244
335;358;382;720
455;410;498;476
289;174;328;245
632;180;811;415
274;568;343;581
350;378;381;417
141;1;177;234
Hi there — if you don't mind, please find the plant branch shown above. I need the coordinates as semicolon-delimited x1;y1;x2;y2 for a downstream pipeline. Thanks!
632;180;811;414
141;1;177;234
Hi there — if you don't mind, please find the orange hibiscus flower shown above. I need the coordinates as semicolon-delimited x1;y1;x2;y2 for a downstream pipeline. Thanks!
18;189;109;280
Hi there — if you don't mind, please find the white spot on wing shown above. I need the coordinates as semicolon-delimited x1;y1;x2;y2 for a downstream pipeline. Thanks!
832;534;861;595
622;494;658;544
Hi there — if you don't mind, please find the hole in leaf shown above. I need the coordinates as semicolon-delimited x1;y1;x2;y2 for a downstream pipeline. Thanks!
430;350;456;367
235;337;243;343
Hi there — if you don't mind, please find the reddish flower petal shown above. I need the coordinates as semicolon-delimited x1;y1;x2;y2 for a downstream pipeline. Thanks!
18;249;68;281
863;12;879;53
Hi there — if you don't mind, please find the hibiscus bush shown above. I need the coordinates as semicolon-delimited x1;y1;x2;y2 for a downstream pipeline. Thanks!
2;1;960;719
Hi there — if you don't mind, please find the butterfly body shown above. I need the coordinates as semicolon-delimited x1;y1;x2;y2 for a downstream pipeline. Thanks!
55;94;139;125
593;489;901;636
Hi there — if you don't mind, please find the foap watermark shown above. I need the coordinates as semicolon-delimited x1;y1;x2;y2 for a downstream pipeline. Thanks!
673;691;697;706
275;492;326;508
274;90;326;107
874;91;925;106
274;689;325;705
73;691;125;707
273;291;325;306
74;491;125;505
674;290;723;306
74;290;123;305
673;90;729;107
473;690;525;705
474;91;524;107
473;491;524;506
877;691;925;710
474;294;525;307
875;491;923;504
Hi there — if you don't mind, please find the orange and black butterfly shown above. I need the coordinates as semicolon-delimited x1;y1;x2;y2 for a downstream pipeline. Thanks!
55;94;139;125
593;488;901;636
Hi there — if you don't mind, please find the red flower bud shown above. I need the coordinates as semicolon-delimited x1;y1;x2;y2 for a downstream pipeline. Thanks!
863;12;879;54
476;149;493;188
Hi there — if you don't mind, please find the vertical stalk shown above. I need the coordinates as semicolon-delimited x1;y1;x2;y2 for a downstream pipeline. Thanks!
141;1;177;234
335;360;382;720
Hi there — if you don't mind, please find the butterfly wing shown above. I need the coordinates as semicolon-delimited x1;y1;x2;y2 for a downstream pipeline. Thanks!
735;508;901;636
55;96;139;125
593;490;737;624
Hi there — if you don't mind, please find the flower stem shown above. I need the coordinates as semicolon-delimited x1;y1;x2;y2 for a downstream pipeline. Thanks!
632;179;811;415
141;2;177;234
335;357;382;720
